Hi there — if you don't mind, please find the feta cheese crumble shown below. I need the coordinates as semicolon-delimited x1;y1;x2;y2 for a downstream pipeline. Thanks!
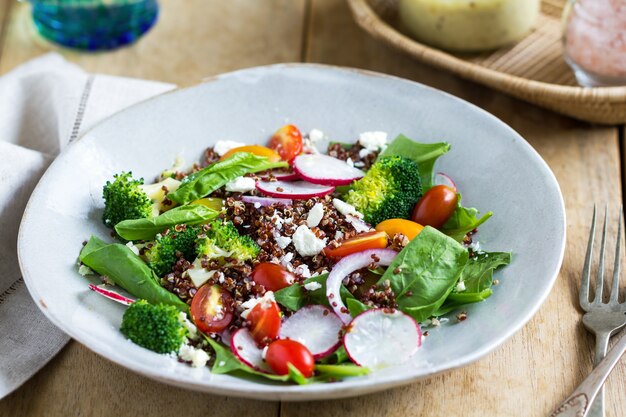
306;202;324;228
240;291;276;319
213;140;245;156
125;241;140;256
273;230;292;249
294;264;312;279
178;344;210;368
225;176;256;193
332;198;363;218
358;131;388;151
78;264;94;276
309;128;325;143
292;225;327;257
303;281;322;291
455;280;466;293
178;312;201;341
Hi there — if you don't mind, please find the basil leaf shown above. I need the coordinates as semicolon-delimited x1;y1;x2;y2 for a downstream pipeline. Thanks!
379;226;468;322
114;204;218;241
379;134;450;189
442;198;493;242
79;236;188;311
274;274;354;311
168;152;288;204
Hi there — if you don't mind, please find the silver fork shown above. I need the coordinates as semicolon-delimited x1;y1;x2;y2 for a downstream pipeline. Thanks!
578;206;626;417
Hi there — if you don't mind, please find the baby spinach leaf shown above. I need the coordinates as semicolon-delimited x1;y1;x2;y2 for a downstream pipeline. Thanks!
441;195;493;242
168;152;288;204
379;226;468;322
274;274;353;311
114;204;219;241
319;346;350;365
79;236;188;311
379;134;450;189
346;298;371;317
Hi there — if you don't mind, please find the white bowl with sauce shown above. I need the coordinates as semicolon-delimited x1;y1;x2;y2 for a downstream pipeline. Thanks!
399;0;540;52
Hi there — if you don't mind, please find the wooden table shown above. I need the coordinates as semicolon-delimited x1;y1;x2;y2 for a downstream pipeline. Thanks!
1;1;625;416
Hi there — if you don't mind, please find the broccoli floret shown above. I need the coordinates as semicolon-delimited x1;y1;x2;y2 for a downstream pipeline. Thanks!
196;220;260;261
145;225;201;277
102;172;181;228
345;156;423;225
120;300;187;354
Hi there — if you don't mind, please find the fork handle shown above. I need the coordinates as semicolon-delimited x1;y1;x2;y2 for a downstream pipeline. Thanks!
588;332;611;417
549;331;626;417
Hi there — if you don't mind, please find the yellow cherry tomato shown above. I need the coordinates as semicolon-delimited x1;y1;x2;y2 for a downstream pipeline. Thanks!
375;218;424;241
220;145;282;163
191;197;224;212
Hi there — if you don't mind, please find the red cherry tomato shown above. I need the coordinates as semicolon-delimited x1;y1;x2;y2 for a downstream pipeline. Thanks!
268;124;303;162
265;339;315;377
190;284;233;334
251;262;295;292
246;300;281;346
323;231;389;259
411;185;458;229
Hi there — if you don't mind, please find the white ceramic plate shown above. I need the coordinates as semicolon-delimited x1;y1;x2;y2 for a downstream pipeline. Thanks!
18;64;565;401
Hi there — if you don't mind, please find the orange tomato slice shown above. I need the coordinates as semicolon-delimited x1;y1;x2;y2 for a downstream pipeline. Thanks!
220;145;282;162
323;231;389;259
375;219;424;241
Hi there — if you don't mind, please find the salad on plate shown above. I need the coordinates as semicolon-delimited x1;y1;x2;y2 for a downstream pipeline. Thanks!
77;124;511;384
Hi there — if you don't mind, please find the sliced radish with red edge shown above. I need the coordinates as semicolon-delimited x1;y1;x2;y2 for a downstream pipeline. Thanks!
343;309;421;369
279;305;343;359
230;328;273;373
259;170;300;181
434;172;457;192
88;284;134;306
256;180;335;199
241;195;293;207
293;154;364;186
326;249;398;324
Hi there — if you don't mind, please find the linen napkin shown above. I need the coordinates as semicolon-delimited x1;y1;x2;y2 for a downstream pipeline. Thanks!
0;53;174;399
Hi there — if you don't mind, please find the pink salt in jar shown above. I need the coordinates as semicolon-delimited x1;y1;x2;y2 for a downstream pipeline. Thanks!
563;0;626;86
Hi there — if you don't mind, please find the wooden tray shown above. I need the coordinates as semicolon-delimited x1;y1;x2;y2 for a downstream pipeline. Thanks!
347;0;626;124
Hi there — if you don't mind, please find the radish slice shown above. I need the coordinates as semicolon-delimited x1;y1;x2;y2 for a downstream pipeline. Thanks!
345;214;373;233
280;305;343;359
434;172;457;191
88;284;134;306
326;249;398;324
293;154;365;186
343;309;421;369
230;328;273;373
241;195;293;207
256;180;335;199
259;170;300;181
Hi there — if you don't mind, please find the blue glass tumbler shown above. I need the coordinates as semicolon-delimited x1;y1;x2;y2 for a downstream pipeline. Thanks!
28;0;159;51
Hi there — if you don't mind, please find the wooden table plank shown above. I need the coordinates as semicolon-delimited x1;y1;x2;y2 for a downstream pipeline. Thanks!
0;0;306;86
282;1;626;417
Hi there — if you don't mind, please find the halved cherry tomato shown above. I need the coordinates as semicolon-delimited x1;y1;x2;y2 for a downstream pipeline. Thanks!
323;230;389;259
375;218;424;241
191;197;224;211
411;185;458;229
247;300;281;346
190;284;233;334
265;339;315;377
220;145;282;163
268;125;303;162
251;262;295;292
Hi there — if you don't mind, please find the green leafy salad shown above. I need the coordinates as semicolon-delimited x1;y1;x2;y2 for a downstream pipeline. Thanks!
78;125;511;384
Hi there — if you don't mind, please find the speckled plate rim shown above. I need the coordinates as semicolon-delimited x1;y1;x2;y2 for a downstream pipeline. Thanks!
18;63;566;401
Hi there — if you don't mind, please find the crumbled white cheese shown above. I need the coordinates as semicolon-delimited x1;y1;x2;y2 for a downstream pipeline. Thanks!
78;264;94;276
213;140;245;156
294;264;312;279
280;252;294;264
455;281;466;293
271;213;285;230
309;129;325;143
306;202;324;228
303;281;322;291
125;241;140;256
178;312;201;341
178;344;210;368
467;240;481;251
254;202;261;209
346;157;354;168
332;198;363;219
225;176;256;193
292;225;327;257
354;161;365;168
358;131;388;151
274;232;292;250
358;148;374;159
335;230;344;241
240;291;276;319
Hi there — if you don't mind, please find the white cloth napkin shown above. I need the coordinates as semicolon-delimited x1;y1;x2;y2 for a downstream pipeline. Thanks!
0;53;174;399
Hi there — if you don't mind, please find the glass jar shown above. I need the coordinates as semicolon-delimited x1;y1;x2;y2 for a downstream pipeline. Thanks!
563;0;626;86
398;0;541;52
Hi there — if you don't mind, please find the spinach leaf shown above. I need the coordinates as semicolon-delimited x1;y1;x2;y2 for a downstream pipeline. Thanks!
274;274;354;311
346;298;370;317
379;226;468;322
168;152;288;204
379;134;450;189
79;236;188;311
319;346;350;364
114;204;219;241
441;195;493;242
314;364;369;378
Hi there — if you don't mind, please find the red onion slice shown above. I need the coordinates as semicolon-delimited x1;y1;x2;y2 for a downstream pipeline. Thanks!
434;172;457;191
88;284;134;306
